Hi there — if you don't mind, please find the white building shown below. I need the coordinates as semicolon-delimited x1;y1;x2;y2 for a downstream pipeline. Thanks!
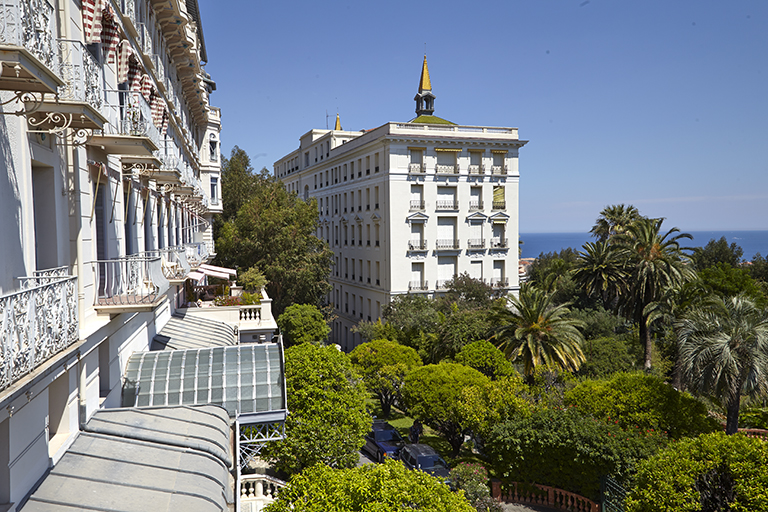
0;1;280;510
274;57;528;351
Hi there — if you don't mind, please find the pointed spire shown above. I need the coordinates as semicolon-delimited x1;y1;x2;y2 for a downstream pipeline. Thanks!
334;113;342;131
418;54;432;93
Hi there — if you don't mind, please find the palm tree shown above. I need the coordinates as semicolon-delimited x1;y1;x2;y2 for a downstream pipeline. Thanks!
572;240;627;308
617;217;694;370
677;294;768;434
590;204;642;242
492;285;586;377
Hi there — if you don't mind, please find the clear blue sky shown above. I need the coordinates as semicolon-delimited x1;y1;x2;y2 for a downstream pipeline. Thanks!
199;0;767;233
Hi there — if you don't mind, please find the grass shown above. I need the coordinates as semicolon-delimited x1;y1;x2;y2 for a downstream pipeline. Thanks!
366;397;485;467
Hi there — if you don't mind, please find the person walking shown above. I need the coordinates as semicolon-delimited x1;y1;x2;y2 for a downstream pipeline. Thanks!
410;420;423;444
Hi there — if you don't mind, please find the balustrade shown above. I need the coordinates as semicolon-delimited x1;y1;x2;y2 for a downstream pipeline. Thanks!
467;239;486;249
491;480;598;512
435;164;459;174
408;240;427;251
185;242;210;267
491;277;510;288
491;165;507;175
57;39;102;110
435;239;460;250
146;247;190;280
92;256;169;307
468;164;484;175
240;474;285;512
408;163;424;173
1;273;78;391
408;280;428;291
491;237;508;249
0;0;58;72
409;199;424;210
101;89;161;148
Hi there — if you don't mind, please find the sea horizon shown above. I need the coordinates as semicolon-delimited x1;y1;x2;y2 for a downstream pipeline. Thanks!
520;230;768;261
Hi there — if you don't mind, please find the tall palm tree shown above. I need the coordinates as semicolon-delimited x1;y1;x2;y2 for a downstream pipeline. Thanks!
590;204;642;242
572;240;627;308
492;285;586;377
616;217;694;370
677;294;768;434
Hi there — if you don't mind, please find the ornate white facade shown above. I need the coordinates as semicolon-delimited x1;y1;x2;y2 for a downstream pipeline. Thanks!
0;0;222;508
274;59;528;350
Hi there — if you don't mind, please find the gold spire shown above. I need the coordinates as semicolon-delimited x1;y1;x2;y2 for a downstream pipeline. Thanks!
418;55;431;92
334;113;342;131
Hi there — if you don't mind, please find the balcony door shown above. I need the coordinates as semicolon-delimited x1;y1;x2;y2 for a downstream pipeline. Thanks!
32;165;58;270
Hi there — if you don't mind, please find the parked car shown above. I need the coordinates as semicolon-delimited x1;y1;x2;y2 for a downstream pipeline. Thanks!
363;420;406;463
399;443;450;480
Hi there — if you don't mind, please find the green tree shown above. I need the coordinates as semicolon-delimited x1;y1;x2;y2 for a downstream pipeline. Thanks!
749;253;768;283
215;165;333;316
577;336;636;378
349;339;422;417
264;459;475;512
626;432;768;512
572;241;627;308
277;304;330;346
433;305;494;363
455;340;515;380
697;263;767;307
237;265;266;292
492;285;586;377
564;372;719;439
402;363;489;456
261;344;371;475
589;203;642;242
436;273;500;311
616;217;694;370
456;375;530;444
381;294;440;358
220;146;259;223
691;236;744;270
677;294;768;434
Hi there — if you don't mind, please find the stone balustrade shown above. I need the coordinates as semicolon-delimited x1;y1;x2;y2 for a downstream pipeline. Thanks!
1;274;78;391
738;428;768;440
491;480;599;512
240;474;286;512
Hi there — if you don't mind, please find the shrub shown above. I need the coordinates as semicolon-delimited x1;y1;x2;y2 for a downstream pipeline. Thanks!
238;265;267;292
577;336;636;378
484;408;667;501
739;407;768;429
455;340;515;380
449;463;503;512
626;432;768;512
564;372;720;439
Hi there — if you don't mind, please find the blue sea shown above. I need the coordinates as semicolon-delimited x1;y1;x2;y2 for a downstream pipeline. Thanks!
520;231;768;261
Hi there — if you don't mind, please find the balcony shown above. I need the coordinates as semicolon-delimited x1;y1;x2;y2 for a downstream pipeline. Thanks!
186;242;210;267
93;256;170;312
492;201;506;210
467;239;486;249
408;280;428;291
408;240;428;251
94;90;160;155
0;0;63;95
150;54;165;89
408;163;424;174
469;200;484;211
118;0;139;38
138;23;153;58
240;474;285;512
491;165;507;175
491;277;510;288
436;280;451;290
27;39;107;134
0;268;78;392
435;164;459;175
491;237;509;249
148;247;191;281
435;200;458;211
409;200;425;210
436;239;460;250
468;164;484;175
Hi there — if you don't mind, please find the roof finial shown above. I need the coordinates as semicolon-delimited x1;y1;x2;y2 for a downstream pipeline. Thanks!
334;113;342;131
418;54;431;93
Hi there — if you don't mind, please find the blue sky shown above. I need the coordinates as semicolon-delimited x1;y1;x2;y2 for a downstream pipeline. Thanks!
199;0;767;233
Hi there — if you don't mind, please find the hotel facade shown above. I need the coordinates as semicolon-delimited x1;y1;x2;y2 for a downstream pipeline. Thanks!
274;58;528;350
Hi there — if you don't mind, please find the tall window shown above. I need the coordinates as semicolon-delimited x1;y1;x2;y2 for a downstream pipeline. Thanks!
209;134;218;162
210;177;218;203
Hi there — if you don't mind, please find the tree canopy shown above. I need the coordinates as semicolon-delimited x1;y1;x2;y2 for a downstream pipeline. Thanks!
455;340;515;380
277;304;330;346
215;150;333;316
264;460;475;512
349;339;422;417
691;236;744;270
261;344;371;475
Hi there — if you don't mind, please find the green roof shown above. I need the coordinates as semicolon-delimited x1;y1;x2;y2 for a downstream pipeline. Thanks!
409;115;456;125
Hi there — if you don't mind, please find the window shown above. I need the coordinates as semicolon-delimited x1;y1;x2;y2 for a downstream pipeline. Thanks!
210;177;218;203
493;186;505;210
366;155;370;175
469;150;482;174
209;134;218;162
374;186;379;209
374;153;380;172
470;186;482;210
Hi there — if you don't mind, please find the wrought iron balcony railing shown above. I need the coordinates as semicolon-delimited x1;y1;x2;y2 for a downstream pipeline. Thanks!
1;270;78;392
491;237;509;249
92;256;169;307
146;247;191;280
435;164;459;174
492;201;506;210
467;239;486;249
410;199;425;210
491;165;507;175
468;164;484;175
138;22;152;56
101;89;161;148
150;54;165;86
185;242;210;267
119;0;138;33
469;200;483;211
436;239;460;250
408;163;424;173
436;280;452;290
491;277;510;288
57;39;102;110
408;240;428;251
0;0;58;72
435;200;458;210
408;280;428;291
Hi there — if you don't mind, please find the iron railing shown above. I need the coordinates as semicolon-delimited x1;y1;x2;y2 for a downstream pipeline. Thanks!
468;164;484;175
469;200;484;211
57;39;102;110
146;247;191;280
491;165;507;175
92;256;169;306
409;199;424;210
0;0;58;72
101;89;161;147
491;237;508;248
408;280;428;291
408;240;428;251
467;239;486;249
435;164;459;174
491;277;509;288
185;242;210;267
408;163;424;173
436;239;460;250
435;200;458;210
1;272;78;391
